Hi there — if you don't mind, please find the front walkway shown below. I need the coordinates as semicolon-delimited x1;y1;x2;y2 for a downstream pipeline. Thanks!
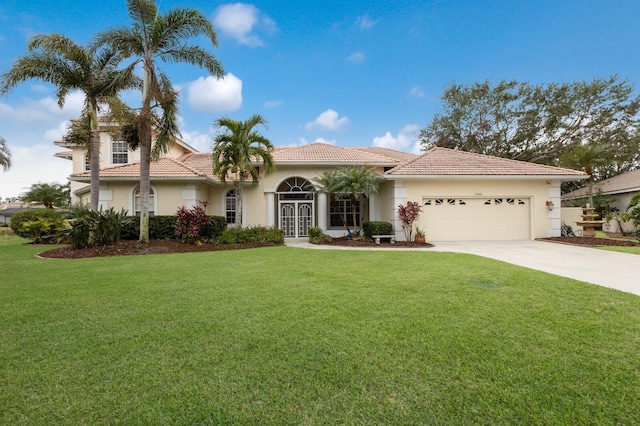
285;239;640;297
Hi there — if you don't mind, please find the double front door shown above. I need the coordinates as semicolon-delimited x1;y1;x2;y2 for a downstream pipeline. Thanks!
280;202;313;238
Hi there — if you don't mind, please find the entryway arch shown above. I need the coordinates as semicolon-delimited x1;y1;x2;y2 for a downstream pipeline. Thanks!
277;177;315;238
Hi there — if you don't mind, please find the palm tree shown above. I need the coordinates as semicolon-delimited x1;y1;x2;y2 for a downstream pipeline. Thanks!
212;114;275;227
313;166;382;235
94;0;224;243
0;34;137;211
560;143;613;207
0;136;11;171
21;182;70;209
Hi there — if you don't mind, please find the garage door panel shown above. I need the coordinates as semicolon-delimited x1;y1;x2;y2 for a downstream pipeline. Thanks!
423;197;530;241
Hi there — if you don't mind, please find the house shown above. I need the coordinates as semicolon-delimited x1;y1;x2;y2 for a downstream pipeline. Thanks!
562;168;640;211
0;202;48;226
54;126;587;241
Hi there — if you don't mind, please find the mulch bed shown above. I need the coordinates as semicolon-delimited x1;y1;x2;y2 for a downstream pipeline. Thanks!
319;236;435;248
537;236;640;247
34;234;638;259
37;239;282;259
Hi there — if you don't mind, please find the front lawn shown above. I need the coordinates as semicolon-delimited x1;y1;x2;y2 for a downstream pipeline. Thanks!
2;236;639;424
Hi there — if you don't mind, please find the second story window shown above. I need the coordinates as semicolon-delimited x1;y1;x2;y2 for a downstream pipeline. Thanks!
112;139;128;164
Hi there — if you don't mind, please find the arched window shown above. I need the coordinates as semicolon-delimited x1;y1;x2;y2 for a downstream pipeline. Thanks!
133;186;155;216
225;189;237;224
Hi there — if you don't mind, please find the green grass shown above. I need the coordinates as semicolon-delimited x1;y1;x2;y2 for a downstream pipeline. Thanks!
593;231;640;255
2;236;640;424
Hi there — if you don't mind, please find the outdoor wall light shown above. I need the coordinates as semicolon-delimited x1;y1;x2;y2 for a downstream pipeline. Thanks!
546;200;555;211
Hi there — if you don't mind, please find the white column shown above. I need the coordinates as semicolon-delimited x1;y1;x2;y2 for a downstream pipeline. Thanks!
317;192;327;231
369;193;379;221
393;180;408;241
266;191;275;227
547;182;562;237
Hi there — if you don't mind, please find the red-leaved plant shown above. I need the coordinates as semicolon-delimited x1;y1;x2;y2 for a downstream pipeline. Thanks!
398;201;422;242
175;201;212;244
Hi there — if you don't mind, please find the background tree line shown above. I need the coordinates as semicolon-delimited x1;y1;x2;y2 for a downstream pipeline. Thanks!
419;76;640;185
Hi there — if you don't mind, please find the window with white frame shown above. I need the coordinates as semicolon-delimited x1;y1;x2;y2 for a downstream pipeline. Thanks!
112;138;128;164
225;189;237;224
133;186;155;216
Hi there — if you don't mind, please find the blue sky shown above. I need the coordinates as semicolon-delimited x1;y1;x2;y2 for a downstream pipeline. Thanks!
1;0;640;199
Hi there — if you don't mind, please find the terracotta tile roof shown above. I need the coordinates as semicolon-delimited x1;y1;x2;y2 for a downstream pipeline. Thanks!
563;168;640;199
70;157;216;181
351;147;419;163
385;148;588;177
272;142;399;164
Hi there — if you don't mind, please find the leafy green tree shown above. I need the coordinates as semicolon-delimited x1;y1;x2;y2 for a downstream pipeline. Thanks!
0;136;11;171
95;0;224;243
419;76;640;168
560;144;614;207
313;166;382;235
0;34;137;211
20;182;70;209
212;115;275;227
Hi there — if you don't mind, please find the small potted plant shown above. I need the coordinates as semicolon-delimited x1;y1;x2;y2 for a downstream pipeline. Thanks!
414;228;426;244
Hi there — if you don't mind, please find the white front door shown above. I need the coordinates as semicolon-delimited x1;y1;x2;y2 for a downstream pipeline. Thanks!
280;201;314;238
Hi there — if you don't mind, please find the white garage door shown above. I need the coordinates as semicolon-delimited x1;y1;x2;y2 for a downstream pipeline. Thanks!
422;197;530;241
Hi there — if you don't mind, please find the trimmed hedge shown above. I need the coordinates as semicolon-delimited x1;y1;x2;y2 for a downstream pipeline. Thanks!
362;221;393;238
217;226;284;245
121;215;226;240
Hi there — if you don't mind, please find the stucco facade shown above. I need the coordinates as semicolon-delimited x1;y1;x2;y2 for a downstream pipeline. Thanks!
55;126;586;241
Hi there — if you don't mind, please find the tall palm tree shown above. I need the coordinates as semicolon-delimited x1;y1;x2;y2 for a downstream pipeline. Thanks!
94;0;224;243
0;34;137;211
0;136;11;172
560;143;613;207
212;114;275;227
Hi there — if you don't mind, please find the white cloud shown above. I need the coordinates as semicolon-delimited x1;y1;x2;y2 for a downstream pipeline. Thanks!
187;74;243;112
409;86;425;98
214;3;275;47
372;124;422;153
0;91;84;124
355;15;379;30
298;137;336;145
263;99;283;108
0;144;70;200
347;52;365;64
305;109;350;131
44;120;71;142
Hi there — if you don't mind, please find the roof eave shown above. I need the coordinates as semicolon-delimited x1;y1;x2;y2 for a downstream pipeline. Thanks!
385;174;588;181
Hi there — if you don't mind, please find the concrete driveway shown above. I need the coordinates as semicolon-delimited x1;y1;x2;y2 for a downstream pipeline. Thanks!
428;240;639;296
286;239;639;296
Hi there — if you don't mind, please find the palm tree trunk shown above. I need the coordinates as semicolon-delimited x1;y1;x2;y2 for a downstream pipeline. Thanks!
89;104;100;211
235;176;243;227
139;120;152;243
138;61;153;244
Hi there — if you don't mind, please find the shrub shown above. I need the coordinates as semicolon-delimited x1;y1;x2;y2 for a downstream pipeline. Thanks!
121;214;225;241
398;201;422;241
209;216;227;239
10;209;61;238
121;217;140;240
362;221;393;238
217;226;284;245
67;205;129;248
308;226;332;244
149;216;177;240
175;202;212;243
